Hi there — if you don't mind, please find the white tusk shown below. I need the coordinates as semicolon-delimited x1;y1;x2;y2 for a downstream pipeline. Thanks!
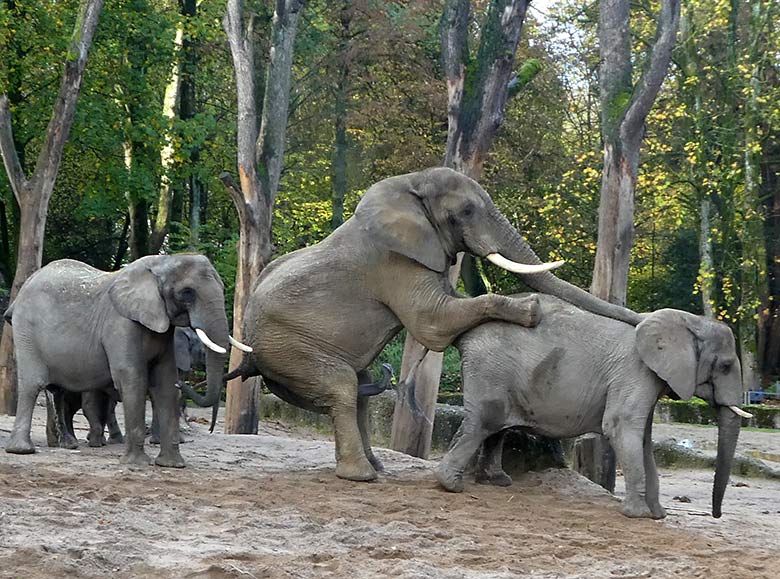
195;328;227;354
728;405;753;419
486;253;565;275
229;335;253;353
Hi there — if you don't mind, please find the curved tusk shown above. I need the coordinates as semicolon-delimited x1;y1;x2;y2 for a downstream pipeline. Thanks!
229;335;253;353
195;328;227;354
486;253;565;275
728;405;753;419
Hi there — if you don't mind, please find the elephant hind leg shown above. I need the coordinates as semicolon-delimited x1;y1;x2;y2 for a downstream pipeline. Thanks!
435;412;499;493
475;430;512;487
6;359;48;454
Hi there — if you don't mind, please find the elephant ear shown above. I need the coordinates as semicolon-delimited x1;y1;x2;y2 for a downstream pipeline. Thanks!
109;263;170;334
353;174;448;273
635;309;697;400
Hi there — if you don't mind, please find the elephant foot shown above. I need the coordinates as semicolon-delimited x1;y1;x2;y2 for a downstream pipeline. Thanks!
507;294;541;328
119;449;153;467
149;435;160;445
87;434;106;448
620;499;654;519
475;469;513;487
5;435;36;455
648;502;667;520
155;452;186;469
335;458;377;482
107;434;124;445
434;463;464;493
60;434;80;450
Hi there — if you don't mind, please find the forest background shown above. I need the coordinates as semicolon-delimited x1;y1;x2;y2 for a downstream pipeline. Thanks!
0;0;778;399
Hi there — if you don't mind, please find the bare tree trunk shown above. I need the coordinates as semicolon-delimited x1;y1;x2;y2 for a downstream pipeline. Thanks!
150;13;184;254
577;0;680;490
391;0;533;458
739;0;769;392
330;1;352;231
223;0;305;434
0;0;104;414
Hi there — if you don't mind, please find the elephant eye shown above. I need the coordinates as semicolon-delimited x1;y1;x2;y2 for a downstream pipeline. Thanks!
719;360;734;373
178;287;196;303
462;204;474;217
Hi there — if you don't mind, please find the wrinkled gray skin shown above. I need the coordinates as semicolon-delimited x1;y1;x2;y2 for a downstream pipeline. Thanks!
212;168;640;482
436;294;745;519
4;255;229;468
47;327;205;449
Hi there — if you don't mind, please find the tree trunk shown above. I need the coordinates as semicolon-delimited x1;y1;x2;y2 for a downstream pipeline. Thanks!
391;0;532;459
150;15;184;254
0;0;104;414
576;0;680;490
223;0;305;434
330;2;351;231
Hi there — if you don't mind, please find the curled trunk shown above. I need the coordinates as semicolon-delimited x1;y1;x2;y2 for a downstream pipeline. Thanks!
180;307;229;432
712;405;741;518
490;208;642;325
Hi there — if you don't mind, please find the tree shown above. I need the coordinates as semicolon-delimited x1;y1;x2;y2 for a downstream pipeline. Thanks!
575;0;680;490
0;0;104;414
391;0;537;458
222;0;306;434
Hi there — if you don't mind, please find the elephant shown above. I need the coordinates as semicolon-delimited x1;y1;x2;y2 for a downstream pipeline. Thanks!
46;327;207;449
434;293;752;519
45;386;123;449
186;167;641;482
3;254;246;467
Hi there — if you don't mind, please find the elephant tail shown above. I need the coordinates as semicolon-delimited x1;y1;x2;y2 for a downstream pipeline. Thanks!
3;302;14;326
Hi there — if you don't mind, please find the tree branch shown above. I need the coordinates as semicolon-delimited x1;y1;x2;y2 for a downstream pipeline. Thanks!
31;0;104;206
0;95;26;203
621;0;681;140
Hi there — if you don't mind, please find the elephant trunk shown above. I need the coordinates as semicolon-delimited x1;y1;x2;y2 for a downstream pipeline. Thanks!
487;207;642;326
180;305;229;432
712;405;741;518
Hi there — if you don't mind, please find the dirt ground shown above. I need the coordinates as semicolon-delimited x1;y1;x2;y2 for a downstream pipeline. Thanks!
1;403;779;579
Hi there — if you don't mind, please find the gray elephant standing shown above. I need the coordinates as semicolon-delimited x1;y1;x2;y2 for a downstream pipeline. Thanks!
188;168;641;482
3;254;242;467
435;294;751;519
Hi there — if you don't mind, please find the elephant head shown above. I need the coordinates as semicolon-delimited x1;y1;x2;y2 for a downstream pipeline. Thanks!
354;167;641;325
108;254;244;428
636;310;749;517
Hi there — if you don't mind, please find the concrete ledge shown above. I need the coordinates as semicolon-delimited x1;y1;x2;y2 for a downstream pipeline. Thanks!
259;392;780;479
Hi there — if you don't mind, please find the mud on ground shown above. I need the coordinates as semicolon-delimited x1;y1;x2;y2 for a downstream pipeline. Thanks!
1;405;778;579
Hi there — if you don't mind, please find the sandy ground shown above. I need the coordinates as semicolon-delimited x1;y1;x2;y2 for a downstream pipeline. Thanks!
1;402;779;579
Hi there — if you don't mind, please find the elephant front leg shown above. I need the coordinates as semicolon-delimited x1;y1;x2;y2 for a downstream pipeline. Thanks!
150;357;186;468
112;371;152;467
642;413;666;519
606;419;654;519
5;366;47;454
400;292;540;352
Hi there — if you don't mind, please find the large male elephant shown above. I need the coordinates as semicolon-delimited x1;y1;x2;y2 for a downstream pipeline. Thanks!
190;168;640;482
4;254;245;467
435;294;752;519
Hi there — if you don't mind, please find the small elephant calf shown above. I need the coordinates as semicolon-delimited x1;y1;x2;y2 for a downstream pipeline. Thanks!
435;294;751;519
